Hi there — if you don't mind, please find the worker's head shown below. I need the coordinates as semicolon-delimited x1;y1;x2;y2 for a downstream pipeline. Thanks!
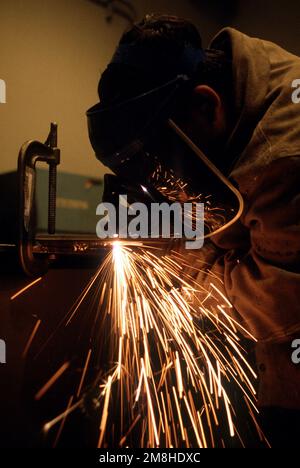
87;15;241;236
98;14;233;162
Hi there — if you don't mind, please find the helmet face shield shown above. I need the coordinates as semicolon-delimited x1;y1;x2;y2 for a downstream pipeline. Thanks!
86;77;244;240
86;76;190;182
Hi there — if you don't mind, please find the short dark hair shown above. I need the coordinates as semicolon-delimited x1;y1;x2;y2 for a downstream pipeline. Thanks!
98;14;232;106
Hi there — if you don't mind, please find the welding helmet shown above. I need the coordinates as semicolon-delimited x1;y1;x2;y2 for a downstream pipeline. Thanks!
86;43;243;238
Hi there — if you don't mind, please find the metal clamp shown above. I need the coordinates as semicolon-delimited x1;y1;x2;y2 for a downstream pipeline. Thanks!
18;123;60;276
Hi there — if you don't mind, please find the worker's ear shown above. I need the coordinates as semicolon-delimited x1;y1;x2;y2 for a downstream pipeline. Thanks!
193;85;223;126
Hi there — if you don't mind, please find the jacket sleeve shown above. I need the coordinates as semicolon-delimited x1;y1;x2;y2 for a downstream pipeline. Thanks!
212;156;300;343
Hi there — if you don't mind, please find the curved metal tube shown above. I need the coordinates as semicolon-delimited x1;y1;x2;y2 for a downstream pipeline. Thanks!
168;119;244;238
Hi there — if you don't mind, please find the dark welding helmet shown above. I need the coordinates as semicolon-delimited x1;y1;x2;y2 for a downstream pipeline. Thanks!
86;44;243;239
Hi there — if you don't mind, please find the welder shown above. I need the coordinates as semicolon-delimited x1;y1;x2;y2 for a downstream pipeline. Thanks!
87;15;300;447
